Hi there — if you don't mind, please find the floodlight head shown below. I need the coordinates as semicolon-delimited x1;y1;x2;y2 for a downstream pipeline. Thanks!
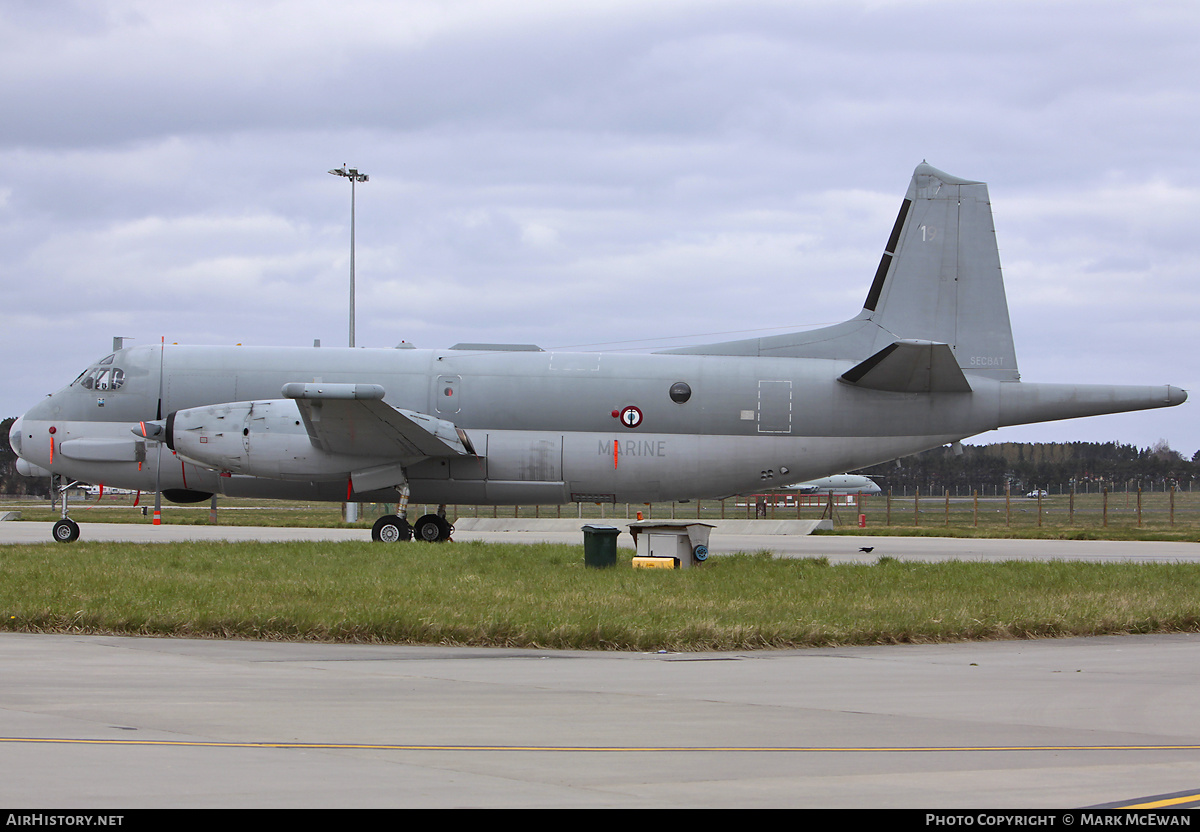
329;166;367;182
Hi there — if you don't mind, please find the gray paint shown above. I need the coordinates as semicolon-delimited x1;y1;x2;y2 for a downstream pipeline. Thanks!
10;164;1186;515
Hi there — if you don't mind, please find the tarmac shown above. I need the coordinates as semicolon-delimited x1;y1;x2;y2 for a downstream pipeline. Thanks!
6;632;1200;809
4;517;1200;563
4;518;1200;808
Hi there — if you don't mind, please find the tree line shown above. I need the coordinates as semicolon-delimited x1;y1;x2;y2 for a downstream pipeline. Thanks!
857;440;1198;494
0;417;49;496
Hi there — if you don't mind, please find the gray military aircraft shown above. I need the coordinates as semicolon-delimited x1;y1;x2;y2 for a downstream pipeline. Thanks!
785;475;881;495
9;163;1187;543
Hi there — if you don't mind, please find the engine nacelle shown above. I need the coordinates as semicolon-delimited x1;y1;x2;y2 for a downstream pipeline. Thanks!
167;400;366;481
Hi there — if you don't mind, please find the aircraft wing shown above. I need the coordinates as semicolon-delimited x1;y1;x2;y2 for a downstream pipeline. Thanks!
839;340;972;393
283;383;475;462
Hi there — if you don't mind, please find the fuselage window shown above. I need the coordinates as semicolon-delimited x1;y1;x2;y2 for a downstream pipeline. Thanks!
669;381;692;403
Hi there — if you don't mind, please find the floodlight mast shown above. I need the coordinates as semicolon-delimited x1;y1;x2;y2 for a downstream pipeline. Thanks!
328;166;369;524
327;166;369;348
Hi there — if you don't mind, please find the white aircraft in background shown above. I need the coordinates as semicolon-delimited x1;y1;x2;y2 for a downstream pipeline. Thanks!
82;484;138;497
784;475;881;495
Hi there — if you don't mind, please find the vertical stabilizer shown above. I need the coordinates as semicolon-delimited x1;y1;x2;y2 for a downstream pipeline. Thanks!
864;163;1018;380
662;163;1020;379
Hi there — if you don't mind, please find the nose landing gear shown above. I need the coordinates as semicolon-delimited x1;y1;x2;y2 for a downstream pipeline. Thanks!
52;517;80;542
51;475;82;543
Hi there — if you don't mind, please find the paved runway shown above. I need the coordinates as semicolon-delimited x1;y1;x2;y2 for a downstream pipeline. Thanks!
4;520;1200;807
4;519;1200;563
5;632;1200;808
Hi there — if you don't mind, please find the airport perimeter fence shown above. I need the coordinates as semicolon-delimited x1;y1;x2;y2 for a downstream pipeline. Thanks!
418;484;1198;533
5;485;1193;534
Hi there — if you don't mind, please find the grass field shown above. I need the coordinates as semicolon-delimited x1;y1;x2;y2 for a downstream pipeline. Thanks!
3;490;1196;650
3;539;1200;650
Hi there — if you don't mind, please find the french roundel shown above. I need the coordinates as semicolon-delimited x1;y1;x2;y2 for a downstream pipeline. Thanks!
619;406;643;429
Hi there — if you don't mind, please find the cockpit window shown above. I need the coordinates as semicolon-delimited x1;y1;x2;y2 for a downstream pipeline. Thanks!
78;366;125;391
71;355;125;392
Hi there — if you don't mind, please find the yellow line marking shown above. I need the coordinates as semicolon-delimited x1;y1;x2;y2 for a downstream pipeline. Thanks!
1119;793;1200;809
5;737;1200;753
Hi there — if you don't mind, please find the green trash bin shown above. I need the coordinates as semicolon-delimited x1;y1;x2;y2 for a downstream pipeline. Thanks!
581;524;620;568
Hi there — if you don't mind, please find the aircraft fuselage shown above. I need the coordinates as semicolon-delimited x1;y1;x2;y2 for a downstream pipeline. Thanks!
13;343;995;505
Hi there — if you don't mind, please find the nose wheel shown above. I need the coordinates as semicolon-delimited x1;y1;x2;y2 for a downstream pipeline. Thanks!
52;518;80;543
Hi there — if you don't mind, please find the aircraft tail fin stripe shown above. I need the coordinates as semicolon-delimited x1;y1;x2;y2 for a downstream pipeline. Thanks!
885;198;912;254
864;254;891;313
865;197;912;311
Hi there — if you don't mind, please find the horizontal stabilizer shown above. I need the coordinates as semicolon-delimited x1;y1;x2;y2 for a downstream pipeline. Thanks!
840;340;972;393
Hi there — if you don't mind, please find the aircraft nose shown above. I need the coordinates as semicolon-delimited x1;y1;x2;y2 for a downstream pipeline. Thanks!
8;416;22;456
1167;386;1188;406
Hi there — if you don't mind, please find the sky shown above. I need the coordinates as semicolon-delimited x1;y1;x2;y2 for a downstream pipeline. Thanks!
2;0;1197;457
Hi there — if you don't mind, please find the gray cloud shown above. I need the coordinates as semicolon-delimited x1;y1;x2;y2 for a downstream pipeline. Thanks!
2;0;1197;454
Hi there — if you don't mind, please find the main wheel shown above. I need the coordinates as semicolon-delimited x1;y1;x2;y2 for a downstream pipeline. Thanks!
52;518;80;543
371;515;412;543
414;514;452;542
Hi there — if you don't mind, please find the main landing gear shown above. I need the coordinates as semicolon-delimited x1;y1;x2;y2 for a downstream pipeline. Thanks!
371;515;413;542
368;485;451;543
370;511;451;543
412;513;453;542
